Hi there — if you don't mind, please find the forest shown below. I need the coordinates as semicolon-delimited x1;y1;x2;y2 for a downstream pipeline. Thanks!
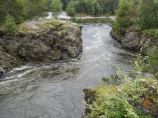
0;0;139;25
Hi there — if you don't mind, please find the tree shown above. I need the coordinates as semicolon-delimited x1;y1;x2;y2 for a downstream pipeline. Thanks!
50;0;63;19
92;7;95;15
66;7;76;18
96;3;100;15
114;0;133;35
24;0;47;20
4;15;18;35
0;0;24;24
144;48;158;78
136;0;158;30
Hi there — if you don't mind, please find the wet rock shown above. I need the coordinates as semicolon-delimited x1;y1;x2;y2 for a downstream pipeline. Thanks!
0;28;4;38
125;26;141;34
122;32;140;50
50;26;56;31
110;26;158;54
0;20;83;76
0;67;4;77
83;87;95;114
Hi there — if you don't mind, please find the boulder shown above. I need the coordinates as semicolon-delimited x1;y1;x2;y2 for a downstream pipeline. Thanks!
0;19;83;77
110;26;158;54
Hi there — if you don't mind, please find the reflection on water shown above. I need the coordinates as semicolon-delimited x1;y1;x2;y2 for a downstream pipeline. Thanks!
0;23;136;118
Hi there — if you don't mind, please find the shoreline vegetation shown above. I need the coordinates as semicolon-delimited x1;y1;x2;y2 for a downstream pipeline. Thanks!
1;0;158;118
82;0;158;117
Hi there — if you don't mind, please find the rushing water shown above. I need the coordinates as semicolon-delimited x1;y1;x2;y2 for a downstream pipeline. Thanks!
0;23;137;118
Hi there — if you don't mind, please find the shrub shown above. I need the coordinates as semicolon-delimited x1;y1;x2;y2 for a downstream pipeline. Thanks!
144;47;158;77
148;29;156;37
147;29;158;39
66;7;76;18
4;15;18;35
84;53;153;118
72;17;81;23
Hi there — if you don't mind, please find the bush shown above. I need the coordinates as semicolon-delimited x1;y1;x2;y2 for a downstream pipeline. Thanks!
144;48;158;77
147;29;158;39
66;7;76;18
72;17;81;23
148;29;156;37
4;15;18;35
84;53;153;118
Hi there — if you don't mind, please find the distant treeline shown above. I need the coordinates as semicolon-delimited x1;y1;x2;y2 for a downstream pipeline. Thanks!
64;0;139;16
66;0;119;15
0;0;63;24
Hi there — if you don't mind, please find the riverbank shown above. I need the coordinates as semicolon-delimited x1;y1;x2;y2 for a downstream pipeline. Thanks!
110;26;158;55
46;12;116;21
0;19;83;78
82;26;158;118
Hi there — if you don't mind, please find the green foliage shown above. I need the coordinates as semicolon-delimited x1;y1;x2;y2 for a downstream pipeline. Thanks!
24;0;47;20
4;15;18;35
66;7;76;17
144;48;158;76
84;52;153;118
147;29;158;39
136;0;158;30
114;0;133;35
50;0;63;19
72;17;81;23
66;0;119;16
0;0;24;24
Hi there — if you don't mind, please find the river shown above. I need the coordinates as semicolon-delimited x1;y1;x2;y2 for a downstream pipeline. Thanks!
0;18;136;118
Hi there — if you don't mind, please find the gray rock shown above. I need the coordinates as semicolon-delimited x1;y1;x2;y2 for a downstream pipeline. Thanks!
0;20;83;76
122;32;140;50
0;67;4;77
110;26;158;54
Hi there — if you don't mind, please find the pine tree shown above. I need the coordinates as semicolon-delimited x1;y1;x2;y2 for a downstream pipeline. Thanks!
114;0;133;35
4;15;18;35
24;0;47;20
137;0;158;30
0;0;24;24
50;0;63;19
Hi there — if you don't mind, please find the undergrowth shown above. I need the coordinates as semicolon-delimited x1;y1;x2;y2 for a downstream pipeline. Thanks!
84;49;154;118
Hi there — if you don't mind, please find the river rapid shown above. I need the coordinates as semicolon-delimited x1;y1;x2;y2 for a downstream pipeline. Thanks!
0;22;136;118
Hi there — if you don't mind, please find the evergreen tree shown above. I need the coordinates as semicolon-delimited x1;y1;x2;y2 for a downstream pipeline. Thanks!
50;0;63;19
137;0;158;30
96;3;100;16
24;0;47;20
114;0;133;35
0;0;24;24
66;7;76;18
4;15;18;35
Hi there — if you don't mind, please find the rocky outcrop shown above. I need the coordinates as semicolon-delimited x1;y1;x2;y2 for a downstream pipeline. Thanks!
83;87;95;115
110;26;158;55
0;19;83;77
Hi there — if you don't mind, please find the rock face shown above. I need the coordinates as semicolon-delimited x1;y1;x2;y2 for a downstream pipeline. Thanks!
0;20;83;77
83;87;95;115
110;26;158;55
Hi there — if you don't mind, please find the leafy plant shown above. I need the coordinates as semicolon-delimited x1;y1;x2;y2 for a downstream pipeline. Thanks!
114;0;133;35
72;17;81;23
66;7;76;18
4;15;18;35
84;52;152;118
144;47;158;78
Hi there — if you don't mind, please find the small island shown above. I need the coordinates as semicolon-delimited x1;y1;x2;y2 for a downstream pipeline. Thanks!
0;19;83;77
